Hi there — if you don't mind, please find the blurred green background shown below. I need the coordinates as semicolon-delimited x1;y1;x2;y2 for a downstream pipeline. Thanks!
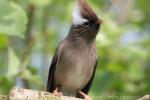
0;0;150;99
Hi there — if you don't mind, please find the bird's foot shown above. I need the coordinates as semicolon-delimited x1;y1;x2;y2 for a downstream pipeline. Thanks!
52;88;63;96
79;91;92;100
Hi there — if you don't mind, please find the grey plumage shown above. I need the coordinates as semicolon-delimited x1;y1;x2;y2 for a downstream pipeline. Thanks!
47;0;102;98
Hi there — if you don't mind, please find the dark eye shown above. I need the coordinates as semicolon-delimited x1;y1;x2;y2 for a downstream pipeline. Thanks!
83;22;90;27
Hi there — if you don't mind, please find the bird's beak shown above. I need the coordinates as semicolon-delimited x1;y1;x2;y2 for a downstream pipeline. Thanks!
97;19;104;24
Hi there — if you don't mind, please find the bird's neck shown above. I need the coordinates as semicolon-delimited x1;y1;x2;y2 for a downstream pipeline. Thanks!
67;26;97;45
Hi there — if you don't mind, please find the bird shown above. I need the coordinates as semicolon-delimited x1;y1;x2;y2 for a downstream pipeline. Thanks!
47;0;102;99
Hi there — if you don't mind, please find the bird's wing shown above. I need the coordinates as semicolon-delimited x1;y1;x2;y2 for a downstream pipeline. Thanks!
46;47;59;92
46;41;65;92
80;60;97;94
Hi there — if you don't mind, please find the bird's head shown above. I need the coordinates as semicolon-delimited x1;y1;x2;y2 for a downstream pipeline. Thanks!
70;0;103;41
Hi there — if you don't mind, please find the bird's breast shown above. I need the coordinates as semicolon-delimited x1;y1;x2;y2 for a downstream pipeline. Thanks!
54;44;96;93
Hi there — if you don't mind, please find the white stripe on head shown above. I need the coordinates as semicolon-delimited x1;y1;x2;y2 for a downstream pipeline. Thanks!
72;4;88;26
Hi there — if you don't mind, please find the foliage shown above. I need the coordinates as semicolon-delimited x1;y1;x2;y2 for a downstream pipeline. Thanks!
0;0;27;37
0;0;150;99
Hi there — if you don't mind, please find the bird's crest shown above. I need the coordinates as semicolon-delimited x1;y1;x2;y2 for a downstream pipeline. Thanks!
72;0;98;26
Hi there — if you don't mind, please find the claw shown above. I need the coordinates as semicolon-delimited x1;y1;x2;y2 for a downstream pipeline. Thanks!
52;88;63;96
79;91;92;100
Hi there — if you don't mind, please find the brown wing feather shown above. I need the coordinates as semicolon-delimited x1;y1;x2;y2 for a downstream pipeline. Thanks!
46;40;67;92
46;47;59;92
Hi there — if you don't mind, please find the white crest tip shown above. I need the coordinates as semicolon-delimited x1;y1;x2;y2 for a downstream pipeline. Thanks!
72;3;88;26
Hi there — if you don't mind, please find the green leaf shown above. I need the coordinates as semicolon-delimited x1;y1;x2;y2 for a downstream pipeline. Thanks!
0;35;8;49
29;0;52;7
20;69;43;89
7;47;20;77
0;76;14;94
0;0;27;37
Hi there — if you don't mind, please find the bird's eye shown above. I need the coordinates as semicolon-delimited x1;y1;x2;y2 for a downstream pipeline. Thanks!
83;22;90;27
